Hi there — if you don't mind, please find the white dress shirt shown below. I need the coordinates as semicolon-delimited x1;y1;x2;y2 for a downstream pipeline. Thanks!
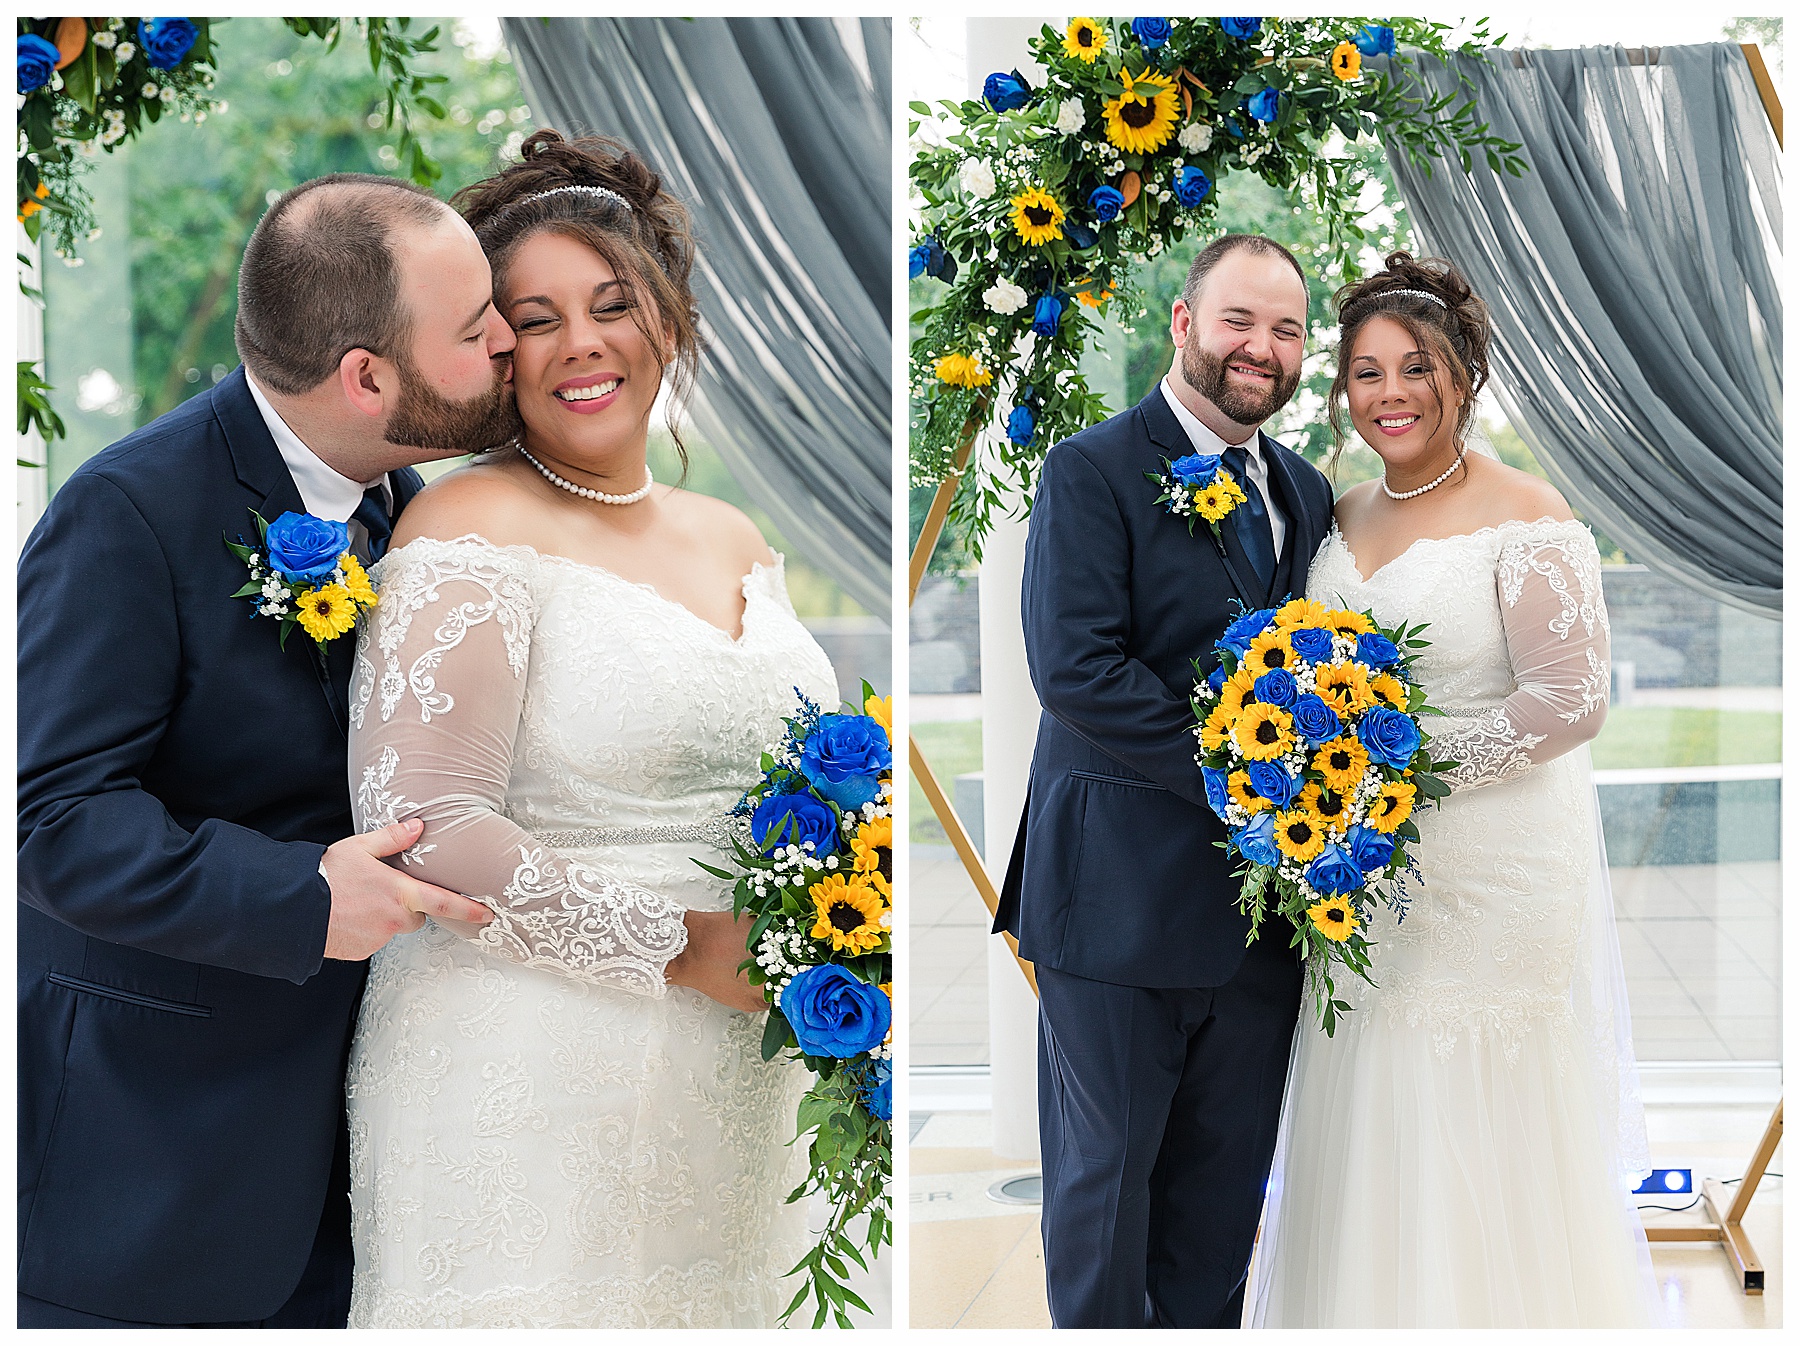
244;371;392;552
1159;375;1287;557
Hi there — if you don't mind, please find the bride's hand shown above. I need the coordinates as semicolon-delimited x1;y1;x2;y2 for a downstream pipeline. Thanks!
665;909;769;1014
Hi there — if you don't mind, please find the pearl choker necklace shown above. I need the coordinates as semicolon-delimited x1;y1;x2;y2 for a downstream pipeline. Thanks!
519;445;654;505
1382;444;1467;500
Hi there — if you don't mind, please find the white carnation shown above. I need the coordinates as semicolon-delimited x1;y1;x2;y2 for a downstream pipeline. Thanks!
1179;122;1213;153
983;277;1028;315
1053;99;1086;136
959;158;996;199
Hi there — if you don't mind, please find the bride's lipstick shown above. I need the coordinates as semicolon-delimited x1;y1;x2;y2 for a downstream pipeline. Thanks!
552;372;623;414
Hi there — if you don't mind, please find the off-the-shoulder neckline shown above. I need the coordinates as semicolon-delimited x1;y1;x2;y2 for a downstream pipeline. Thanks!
1327;514;1588;586
374;532;783;644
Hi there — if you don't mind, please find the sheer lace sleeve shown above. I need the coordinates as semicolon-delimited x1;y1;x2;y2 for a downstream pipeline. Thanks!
347;536;688;995
1433;522;1611;791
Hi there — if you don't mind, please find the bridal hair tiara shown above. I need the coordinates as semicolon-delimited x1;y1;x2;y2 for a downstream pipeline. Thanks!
503;184;633;217
1364;287;1447;309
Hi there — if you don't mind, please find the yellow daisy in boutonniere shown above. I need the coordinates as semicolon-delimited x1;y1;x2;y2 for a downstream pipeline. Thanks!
339;553;378;607
1234;702;1295;761
1312;735;1371;795
808;873;889;956
295;584;359;642
1228;770;1270;814
1306;894;1359;942
1009;185;1066;245
1367;779;1417;834
1314;660;1373;716
1102;68;1180;155
1194;473;1247;524
933;351;992;388
1063;17;1108;62
1275;808;1327;862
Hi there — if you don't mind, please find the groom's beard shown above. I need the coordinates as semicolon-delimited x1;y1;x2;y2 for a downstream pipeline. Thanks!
384;354;523;456
1182;338;1301;427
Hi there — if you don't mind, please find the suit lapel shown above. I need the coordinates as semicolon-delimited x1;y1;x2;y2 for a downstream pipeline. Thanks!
1261;431;1326;602
1138;391;1261;610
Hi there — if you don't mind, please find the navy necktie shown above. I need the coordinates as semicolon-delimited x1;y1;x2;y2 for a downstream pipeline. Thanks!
1221;443;1276;592
352;482;392;564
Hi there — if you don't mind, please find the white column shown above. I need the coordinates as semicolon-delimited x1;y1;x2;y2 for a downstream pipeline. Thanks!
967;16;1048;1165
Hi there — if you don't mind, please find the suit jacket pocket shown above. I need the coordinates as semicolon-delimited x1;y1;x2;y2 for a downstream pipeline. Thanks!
46;971;212;1018
1068;768;1167;791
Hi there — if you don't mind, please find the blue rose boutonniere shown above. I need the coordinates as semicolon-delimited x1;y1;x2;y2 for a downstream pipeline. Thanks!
225;509;376;650
1146;452;1248;540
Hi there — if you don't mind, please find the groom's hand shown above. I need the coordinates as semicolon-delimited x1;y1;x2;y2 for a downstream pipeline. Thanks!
321;818;495;961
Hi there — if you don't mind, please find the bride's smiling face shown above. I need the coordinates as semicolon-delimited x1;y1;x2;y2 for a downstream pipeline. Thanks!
1344;314;1461;468
501;229;669;468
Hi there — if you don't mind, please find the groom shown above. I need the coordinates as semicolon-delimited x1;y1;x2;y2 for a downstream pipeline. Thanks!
996;234;1334;1328
17;174;520;1326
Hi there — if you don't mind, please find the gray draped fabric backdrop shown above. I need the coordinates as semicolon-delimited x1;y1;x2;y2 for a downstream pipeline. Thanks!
1381;44;1782;615
502;18;892;616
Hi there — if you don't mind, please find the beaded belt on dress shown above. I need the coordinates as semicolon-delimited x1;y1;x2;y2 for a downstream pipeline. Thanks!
529;817;747;852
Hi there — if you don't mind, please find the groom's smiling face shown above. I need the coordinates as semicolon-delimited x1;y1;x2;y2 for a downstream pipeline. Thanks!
1170;249;1307;435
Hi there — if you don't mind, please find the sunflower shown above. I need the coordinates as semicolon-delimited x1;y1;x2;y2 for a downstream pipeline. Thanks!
1073;280;1115;308
1063;17;1108;62
1102;69;1180;155
1300;782;1351;829
18;181;49;223
1275;809;1326;862
1009;186;1066;245
1234;702;1295;761
1312;735;1371;795
934;352;992;388
851;816;892;884
1306;896;1359;943
808;873;888;955
1217;667;1258;719
1275;597;1331;631
339;553;378;608
1314;661;1373;716
1368;672;1408;711
1195;474;1247;522
1330;41;1362;81
1227;770;1270;814
295;584;358;642
1367;780;1417;834
1244;628;1296;677
864;691;893;737
1325;607;1374;638
1200;701;1235;753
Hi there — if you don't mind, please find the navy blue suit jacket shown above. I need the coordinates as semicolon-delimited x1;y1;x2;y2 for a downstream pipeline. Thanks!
17;367;423;1322
995;388;1334;988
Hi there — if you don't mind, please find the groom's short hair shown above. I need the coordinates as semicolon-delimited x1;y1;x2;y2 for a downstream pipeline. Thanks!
1181;233;1307;309
235;173;451;395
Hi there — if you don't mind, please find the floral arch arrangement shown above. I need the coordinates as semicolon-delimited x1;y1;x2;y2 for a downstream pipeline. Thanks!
908;16;1523;552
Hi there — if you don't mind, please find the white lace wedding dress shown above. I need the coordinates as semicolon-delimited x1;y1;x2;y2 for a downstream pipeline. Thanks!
342;534;837;1327
1249;516;1659;1328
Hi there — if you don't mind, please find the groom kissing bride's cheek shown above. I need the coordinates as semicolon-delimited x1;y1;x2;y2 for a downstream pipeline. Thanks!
17;175;516;1328
996;233;1333;1330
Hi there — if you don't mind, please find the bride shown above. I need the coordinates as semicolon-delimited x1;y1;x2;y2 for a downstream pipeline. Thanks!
1249;254;1658;1326
343;130;836;1326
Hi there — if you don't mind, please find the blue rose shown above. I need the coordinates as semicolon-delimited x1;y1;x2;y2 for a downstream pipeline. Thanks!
1346;824;1396;874
1088;184;1126;223
1233;811;1280;867
861;1056;893;1122
1171;165;1212;208
909;235;956;283
1206;664;1227;696
1219;607;1276;656
1220;18;1263;40
1248;87;1282;124
799;713;892;812
984;69;1032;113
1357;705;1423;770
18;33;59;93
1354;24;1397;57
1305;843;1365;896
908;245;927;279
1064;220;1099;250
264;511;350;584
1171;452;1221;488
781;965;891;1060
1031;292;1066;337
1132;17;1174;49
1289;693;1343;746
750;789;838;855
1356;632;1401;669
1290;627;1335;662
1202;765;1230;820
1253;668;1296;709
1006;405;1036;446
138;18;200;70
1247;760;1298;809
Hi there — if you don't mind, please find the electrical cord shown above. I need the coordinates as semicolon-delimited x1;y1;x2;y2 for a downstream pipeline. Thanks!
1636;1172;1781;1213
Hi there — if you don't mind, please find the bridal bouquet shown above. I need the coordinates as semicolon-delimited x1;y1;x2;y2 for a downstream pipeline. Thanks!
1192;599;1452;1034
698;682;893;1327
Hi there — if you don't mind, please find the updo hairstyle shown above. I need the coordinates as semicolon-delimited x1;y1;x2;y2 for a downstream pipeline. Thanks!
1327;251;1491;457
453;129;702;463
